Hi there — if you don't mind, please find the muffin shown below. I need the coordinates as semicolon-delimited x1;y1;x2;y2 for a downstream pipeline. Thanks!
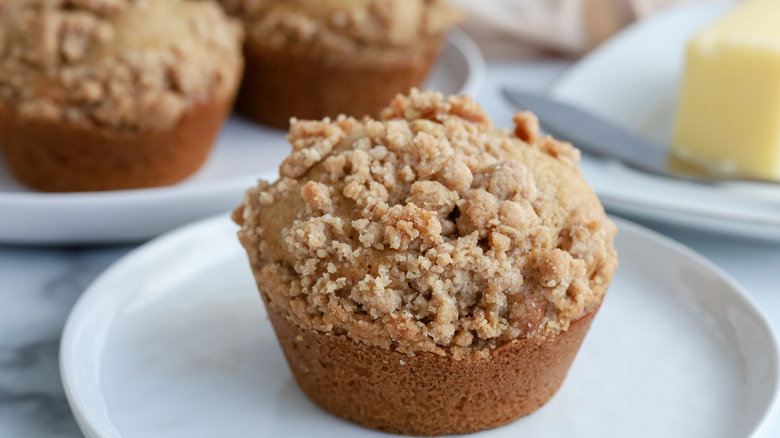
234;90;618;436
0;0;244;192
218;0;462;129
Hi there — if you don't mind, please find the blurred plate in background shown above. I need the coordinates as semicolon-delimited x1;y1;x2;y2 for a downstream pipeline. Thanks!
551;2;780;241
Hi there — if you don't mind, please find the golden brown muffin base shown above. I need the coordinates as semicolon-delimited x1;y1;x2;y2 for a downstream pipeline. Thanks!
236;41;442;129
0;96;234;192
267;305;599;436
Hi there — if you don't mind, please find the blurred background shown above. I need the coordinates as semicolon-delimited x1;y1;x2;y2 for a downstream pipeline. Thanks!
452;0;720;58
4;1;780;438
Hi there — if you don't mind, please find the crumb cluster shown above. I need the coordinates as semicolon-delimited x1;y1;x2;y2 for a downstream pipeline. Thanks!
218;0;461;63
235;90;617;359
0;0;243;131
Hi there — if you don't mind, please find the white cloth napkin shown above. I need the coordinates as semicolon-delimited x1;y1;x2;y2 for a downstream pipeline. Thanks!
449;0;726;59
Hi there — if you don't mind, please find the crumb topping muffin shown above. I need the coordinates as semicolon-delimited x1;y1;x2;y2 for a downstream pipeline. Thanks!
235;90;618;360
221;0;461;128
218;0;461;64
0;0;244;192
0;0;243;131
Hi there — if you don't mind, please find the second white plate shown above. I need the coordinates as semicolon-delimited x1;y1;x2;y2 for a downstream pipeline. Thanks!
550;2;780;241
60;215;779;438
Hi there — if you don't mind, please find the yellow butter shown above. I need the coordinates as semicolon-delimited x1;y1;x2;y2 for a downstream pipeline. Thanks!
672;0;780;180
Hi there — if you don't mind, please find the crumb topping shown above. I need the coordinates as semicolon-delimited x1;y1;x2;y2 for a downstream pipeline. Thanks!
0;0;243;131
218;0;462;63
235;90;618;359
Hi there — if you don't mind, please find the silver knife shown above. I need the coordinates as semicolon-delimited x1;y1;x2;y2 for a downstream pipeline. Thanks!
502;88;772;184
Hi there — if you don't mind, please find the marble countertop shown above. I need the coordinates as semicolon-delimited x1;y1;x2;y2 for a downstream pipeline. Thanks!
2;61;780;437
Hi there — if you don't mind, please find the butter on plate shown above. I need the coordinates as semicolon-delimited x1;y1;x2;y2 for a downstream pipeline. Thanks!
672;0;780;181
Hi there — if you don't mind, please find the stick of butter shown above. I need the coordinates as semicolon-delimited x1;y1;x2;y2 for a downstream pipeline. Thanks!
672;0;780;181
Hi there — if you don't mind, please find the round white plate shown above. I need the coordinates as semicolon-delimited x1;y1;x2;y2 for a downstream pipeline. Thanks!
549;2;780;241
60;215;779;438
0;30;485;245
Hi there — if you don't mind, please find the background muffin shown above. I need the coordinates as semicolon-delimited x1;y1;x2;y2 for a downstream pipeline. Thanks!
234;90;618;435
0;0;243;192
218;0;462;128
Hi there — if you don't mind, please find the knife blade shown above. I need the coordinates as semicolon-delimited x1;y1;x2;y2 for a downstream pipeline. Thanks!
503;88;675;177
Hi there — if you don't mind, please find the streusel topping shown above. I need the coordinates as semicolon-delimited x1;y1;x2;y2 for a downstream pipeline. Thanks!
0;0;243;131
235;90;617;359
218;0;461;63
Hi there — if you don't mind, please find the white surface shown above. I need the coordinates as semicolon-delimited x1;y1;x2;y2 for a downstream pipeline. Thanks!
59;215;779;438
548;2;780;241
0;30;485;246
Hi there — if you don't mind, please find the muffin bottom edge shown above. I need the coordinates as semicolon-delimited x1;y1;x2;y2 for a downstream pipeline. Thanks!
0;94;234;192
266;304;599;436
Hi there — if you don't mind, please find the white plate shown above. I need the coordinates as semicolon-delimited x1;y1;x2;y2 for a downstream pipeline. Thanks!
550;2;780;241
60;214;780;438
0;30;485;245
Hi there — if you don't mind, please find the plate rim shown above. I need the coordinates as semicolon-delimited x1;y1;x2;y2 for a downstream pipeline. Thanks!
59;213;780;438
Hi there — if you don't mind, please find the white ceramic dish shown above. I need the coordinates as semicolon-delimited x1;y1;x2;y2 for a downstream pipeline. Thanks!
0;30;485;245
60;214;779;438
549;2;780;241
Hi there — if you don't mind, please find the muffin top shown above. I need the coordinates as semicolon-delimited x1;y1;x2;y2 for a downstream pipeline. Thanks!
235;90;618;359
0;0;243;131
218;0;462;62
